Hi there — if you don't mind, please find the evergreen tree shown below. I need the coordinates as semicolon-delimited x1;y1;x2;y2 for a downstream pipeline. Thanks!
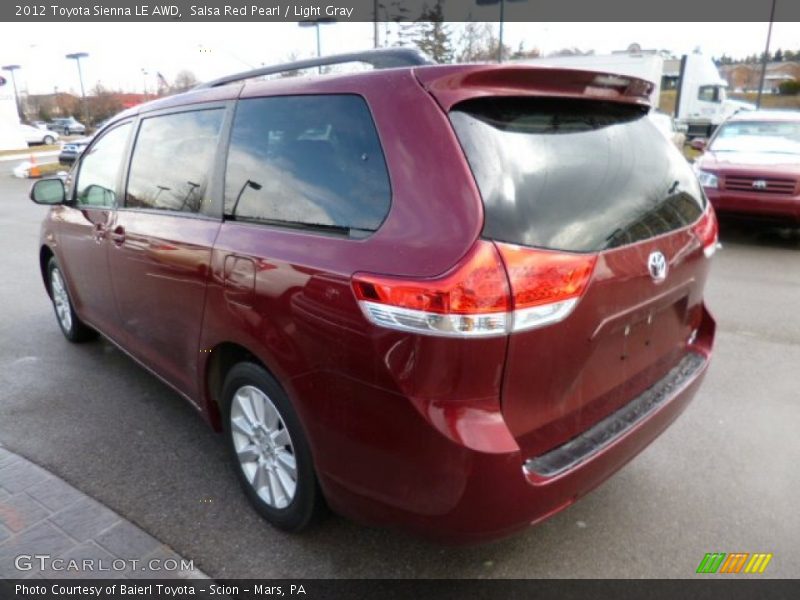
408;1;454;63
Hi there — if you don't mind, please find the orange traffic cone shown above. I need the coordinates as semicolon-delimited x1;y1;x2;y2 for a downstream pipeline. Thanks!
29;154;41;178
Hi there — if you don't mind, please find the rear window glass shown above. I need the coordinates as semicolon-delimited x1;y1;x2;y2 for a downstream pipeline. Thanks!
450;97;704;252
224;95;391;236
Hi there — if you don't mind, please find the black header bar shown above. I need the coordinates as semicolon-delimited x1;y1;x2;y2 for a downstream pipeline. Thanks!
3;0;800;22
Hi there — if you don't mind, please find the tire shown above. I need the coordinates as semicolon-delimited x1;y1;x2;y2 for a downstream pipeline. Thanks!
47;257;96;343
43;135;55;145
222;362;325;532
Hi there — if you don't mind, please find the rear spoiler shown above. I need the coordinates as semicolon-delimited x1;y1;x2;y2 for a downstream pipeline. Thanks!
414;65;654;112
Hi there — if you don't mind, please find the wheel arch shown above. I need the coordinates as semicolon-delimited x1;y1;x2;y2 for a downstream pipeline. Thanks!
203;341;273;432
40;245;55;298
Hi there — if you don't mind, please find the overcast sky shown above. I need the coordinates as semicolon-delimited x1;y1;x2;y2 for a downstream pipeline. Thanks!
1;21;798;95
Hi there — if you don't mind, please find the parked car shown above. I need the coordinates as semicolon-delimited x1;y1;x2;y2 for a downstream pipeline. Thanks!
649;110;687;150
31;120;49;130
48;117;86;135
29;49;717;542
693;110;800;222
58;138;91;165
18;124;58;146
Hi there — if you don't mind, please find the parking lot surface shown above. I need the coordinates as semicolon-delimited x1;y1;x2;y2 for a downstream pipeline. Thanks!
1;164;798;578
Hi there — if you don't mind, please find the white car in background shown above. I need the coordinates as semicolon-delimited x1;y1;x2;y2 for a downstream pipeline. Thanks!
19;124;59;146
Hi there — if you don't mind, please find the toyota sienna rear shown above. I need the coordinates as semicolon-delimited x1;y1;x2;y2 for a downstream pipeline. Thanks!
31;49;716;541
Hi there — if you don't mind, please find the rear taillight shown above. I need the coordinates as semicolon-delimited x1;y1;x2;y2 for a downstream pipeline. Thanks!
495;242;597;332
351;241;596;337
694;206;719;258
352;241;510;337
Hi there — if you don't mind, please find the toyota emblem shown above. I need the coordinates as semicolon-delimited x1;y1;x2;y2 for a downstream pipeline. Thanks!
752;180;768;190
648;251;668;283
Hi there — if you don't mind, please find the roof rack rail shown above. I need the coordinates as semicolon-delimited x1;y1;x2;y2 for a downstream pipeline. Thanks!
195;47;435;89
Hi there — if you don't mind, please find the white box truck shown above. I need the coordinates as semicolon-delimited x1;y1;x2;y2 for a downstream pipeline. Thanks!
523;49;754;138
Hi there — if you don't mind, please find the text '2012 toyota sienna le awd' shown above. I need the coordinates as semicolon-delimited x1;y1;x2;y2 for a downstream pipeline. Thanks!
30;49;717;542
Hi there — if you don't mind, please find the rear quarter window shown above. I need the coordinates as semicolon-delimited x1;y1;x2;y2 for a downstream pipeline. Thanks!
450;97;704;253
224;94;391;236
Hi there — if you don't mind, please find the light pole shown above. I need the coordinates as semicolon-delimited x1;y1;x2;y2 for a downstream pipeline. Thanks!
298;19;335;73
142;68;148;99
756;0;777;108
2;64;22;121
373;0;379;48
476;0;527;63
65;52;88;122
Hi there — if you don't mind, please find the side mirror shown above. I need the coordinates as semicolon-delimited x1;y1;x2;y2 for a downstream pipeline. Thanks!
30;178;66;205
690;138;707;152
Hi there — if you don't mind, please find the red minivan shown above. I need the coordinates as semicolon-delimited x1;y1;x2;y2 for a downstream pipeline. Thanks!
30;49;717;542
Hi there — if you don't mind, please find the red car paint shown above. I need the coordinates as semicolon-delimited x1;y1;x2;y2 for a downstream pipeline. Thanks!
37;63;715;541
695;110;800;222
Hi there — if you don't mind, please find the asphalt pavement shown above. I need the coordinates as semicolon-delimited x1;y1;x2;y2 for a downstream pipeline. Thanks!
0;162;798;578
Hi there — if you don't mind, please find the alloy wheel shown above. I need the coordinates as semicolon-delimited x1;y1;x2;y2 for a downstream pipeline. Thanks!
50;267;72;333
230;385;297;509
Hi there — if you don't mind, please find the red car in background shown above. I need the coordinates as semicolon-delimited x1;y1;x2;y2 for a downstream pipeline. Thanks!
29;49;717;542
694;110;800;223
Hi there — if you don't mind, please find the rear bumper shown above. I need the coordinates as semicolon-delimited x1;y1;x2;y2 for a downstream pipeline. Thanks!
524;351;705;479
308;307;715;543
706;188;800;221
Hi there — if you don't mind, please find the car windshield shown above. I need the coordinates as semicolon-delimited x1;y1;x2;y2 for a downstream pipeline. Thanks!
710;120;800;155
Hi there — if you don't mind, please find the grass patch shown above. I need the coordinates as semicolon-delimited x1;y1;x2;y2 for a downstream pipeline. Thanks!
729;92;800;109
660;89;800;114
37;163;68;176
683;145;702;162
0;145;60;158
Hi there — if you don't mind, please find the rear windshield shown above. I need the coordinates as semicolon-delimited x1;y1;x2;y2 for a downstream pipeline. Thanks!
450;97;705;252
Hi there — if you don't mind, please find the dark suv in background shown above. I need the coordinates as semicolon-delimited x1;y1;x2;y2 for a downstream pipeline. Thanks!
48;116;86;135
30;49;717;541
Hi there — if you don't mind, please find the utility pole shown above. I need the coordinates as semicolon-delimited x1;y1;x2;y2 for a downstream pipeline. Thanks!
756;0;777;108
499;0;505;63
298;19;335;73
476;0;527;63
373;0;379;48
65;52;88;122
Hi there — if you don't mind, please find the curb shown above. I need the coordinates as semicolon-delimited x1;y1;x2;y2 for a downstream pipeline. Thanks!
0;444;209;580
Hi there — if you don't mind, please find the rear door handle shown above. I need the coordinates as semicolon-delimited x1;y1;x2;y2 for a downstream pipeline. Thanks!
110;226;126;246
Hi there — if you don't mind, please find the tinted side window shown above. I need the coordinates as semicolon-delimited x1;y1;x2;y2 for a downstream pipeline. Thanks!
224;95;391;235
75;123;131;207
126;109;224;214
